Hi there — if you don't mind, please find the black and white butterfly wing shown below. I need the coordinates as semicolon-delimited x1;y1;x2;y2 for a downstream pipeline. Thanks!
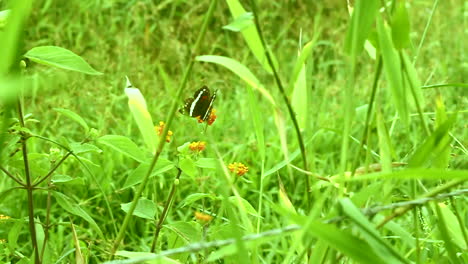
180;86;216;121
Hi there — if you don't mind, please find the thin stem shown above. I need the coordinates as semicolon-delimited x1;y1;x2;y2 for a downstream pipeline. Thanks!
109;0;218;257
40;159;55;260
33;135;118;236
17;100;41;264
33;151;72;187
413;0;439;64
377;179;465;228
248;0;310;206
351;56;382;175
0;166;26;186
151;168;182;252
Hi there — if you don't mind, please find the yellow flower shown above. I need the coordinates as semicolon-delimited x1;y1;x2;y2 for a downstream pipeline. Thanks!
228;162;249;177
0;215;10;220
194;211;213;222
189;141;206;152
155;121;173;142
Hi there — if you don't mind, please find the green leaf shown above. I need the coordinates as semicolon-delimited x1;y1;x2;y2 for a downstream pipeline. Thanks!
164;221;202;243
179;156;197;177
52;191;104;238
121;158;174;189
376;110;394;172
344;0;379;58
23;46;103;75
247;85;265;161
180;193;218;207
69;142;102;155
340;198;409;263
376;16;408;126
291;65;307;131
54;108;90;132
196;55;276;106
437;203;467;250
302;220;386;264
401;51;424;108
391;0;411;49
98;135;147;163
228;196;259;218
194;158;217;169
409;116;456;168
434;203;462;264
222;12;253;32
124;77;158;153
225;0;278;73
121;197;156;220
0;0;32;75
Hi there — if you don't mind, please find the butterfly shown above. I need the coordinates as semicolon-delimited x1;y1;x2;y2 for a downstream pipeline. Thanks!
179;86;217;122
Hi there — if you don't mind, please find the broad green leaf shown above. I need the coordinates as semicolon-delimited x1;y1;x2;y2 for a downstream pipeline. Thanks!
301;220;386;264
124;77;158;153
98;135;147;163
53;191;104;238
194;158;217;169
164;221;202;243
24;46;102;75
433;96;450;168
121;158;174;189
222;12;253;32
225;0;278;73
247;85;265;161
179;156;197;177
391;0;411;49
54;108;89;132
121;197;156;220
196;55;275;106
340;198;409;263
69;142;102;155
288;40;316;95
344;0;379;58
376;16;408;126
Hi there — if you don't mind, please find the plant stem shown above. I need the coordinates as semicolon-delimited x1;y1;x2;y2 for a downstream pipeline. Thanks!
248;0;310;207
0;166;26;186
109;0;218;257
17;100;41;264
151;168;182;252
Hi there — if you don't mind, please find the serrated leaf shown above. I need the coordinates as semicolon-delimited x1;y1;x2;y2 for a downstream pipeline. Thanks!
24;46;102;75
53;191;104;238
121;197;156;220
223;12;253;32
54;108;89;132
98;135;147;163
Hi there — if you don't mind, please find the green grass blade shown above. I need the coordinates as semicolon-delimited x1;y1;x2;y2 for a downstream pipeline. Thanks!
225;0;278;73
376;16;409;126
196;55;275;105
340;198;409;263
391;0;411;50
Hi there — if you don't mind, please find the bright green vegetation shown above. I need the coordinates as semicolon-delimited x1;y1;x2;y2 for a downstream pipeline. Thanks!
1;0;467;263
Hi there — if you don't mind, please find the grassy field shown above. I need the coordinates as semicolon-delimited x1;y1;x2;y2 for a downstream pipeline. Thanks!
0;0;467;263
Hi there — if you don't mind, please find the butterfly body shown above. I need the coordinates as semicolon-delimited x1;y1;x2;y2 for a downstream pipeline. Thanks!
180;86;217;122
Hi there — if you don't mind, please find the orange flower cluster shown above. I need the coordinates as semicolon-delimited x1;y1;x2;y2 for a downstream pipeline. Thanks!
228;162;249;177
155;121;173;142
194;211;213;222
195;109;217;125
189;141;206;152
